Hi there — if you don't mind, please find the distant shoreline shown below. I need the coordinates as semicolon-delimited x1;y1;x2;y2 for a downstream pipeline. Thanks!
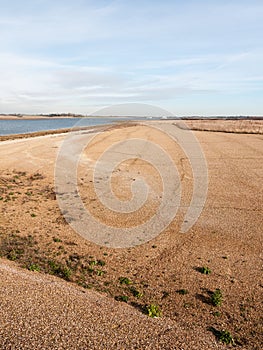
0;114;262;120
0;115;128;120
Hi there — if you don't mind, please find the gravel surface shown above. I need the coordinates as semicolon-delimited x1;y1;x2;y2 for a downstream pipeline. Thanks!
0;260;223;350
0;120;262;349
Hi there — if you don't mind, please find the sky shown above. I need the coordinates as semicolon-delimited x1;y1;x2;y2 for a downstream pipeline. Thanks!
0;0;262;116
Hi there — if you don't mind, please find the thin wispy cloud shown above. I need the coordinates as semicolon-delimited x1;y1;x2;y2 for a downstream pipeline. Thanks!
0;0;262;115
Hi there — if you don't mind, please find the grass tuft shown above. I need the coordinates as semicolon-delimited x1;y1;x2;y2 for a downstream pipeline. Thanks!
119;276;132;285
211;289;223;306
145;303;162;318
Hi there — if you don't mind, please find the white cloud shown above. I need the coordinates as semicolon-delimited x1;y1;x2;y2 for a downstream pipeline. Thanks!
0;1;263;114
0;49;262;114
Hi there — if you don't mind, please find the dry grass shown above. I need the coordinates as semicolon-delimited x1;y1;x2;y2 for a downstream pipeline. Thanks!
182;119;263;134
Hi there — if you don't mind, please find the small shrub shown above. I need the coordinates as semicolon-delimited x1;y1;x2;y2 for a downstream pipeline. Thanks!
199;266;211;275
28;264;40;272
218;330;234;344
130;286;143;298
211;289;223;306
48;260;71;281
209;327;234;345
146;304;162;318
96;269;105;276
119;276;132;285
53;237;62;243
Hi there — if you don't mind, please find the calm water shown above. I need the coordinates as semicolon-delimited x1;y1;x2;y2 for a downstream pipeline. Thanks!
0;117;131;136
0;116;249;136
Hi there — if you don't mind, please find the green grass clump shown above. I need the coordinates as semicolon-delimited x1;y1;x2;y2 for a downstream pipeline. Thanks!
53;237;62;242
96;269;105;276
48;260;72;281
200;266;211;275
211;289;223;306
119;276;132;285
130;286;143;298
28;264;40;272
146;304;162;318
89;259;105;267
218;330;234;344
209;327;234;345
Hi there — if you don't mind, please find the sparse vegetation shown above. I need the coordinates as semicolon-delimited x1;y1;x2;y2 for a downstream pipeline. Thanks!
7;249;23;261
209;327;234;345
129;286;143;298
48;260;72;281
89;260;97;267
211;289;223;306
0;169;262;347
119;276;132;285
53;237;62;242
96;269;105;276
218;330;234;345
199;266;211;275
28;264;41;272
145;304;162;318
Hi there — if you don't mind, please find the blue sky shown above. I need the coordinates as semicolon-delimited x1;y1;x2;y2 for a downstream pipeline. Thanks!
0;0;262;115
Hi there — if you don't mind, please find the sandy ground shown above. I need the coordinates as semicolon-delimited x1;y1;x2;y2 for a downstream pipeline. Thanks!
0;120;262;349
